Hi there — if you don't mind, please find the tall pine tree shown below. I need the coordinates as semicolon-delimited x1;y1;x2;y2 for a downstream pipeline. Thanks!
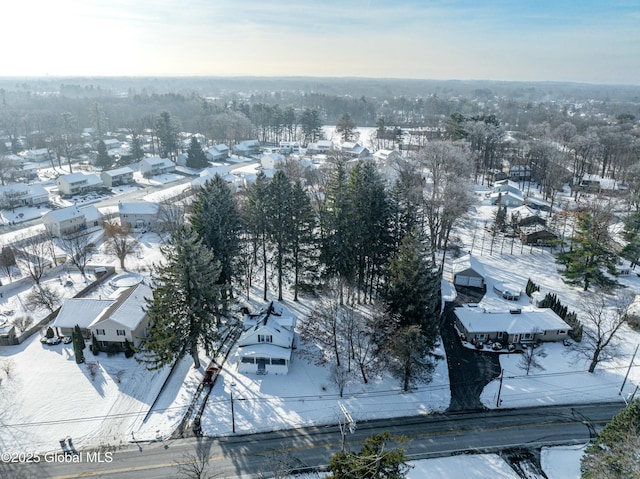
243;172;271;300
191;175;242;301
289;180;318;301
266;171;293;301
138;226;222;369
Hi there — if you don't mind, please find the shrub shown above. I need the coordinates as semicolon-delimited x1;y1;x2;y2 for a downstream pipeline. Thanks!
106;343;121;356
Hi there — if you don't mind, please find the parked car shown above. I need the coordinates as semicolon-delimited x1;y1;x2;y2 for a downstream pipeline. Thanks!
46;336;62;345
62;336;73;344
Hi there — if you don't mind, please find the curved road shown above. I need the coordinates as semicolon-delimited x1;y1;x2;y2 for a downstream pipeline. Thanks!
1;402;624;479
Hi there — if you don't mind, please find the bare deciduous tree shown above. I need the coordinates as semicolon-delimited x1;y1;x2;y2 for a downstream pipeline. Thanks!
579;289;635;373
104;221;138;270
58;231;92;275
175;442;220;479
518;343;546;375
14;234;51;285
0;244;16;282
158;202;187;237
12;315;34;333
24;285;61;314
330;364;349;398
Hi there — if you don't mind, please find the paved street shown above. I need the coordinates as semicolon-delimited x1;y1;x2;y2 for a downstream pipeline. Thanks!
1;402;624;479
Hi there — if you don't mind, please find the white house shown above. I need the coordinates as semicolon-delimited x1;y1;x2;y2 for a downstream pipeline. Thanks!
341;142;370;159
90;283;152;350
237;301;297;375
118;201;161;230
57;172;104;197
24;148;51;162
205;144;230;162
260;152;286;170
51;283;152;350
305;140;332;155
43;204;102;237
101;166;135;187
0;183;49;209
139;157;176;177
373;149;403;163
490;190;524;207
279;141;300;154
232;140;261;157
103;138;121;150
454;305;571;346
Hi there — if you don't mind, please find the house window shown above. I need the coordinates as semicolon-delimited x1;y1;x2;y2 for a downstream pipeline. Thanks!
271;358;286;366
523;333;534;341
497;332;504;339
116;330;126;336
258;335;273;343
558;330;566;335
241;357;255;364
96;329;105;335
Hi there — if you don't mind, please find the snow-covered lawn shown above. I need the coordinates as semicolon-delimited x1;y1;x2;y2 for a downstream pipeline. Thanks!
541;444;586;479
408;453;521;479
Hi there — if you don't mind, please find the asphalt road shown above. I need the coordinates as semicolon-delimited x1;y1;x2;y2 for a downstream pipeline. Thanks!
1;402;624;479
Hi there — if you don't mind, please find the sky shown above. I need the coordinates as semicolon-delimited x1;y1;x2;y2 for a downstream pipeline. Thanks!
1;0;639;84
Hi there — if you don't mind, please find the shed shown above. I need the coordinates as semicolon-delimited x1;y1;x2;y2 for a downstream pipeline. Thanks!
452;254;486;289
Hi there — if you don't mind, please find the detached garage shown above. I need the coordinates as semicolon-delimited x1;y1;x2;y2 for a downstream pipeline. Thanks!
452;254;486;289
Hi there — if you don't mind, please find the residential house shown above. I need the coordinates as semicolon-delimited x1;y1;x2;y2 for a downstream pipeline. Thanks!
454;305;571;346
205;144;230;162
90;283;152;351
57;172;103;197
341;142;370;159
233;140;261;158
118;201;161;231
509;165;531;182
279;141;300;154
51;283;151;350
305;140;332;155
490;190;524;207
101;166;135;188
237;301;297;375
103;138;121;150
0;183;48;209
510;205;546;230
373;149;403;163
139;157;176;177
24;148;51;162
43;204;102;237
0;320;17;346
451;253;486;289
261;152;286;170
519;226;558;246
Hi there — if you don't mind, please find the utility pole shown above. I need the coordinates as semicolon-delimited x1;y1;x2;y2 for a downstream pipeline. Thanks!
338;403;356;451
231;390;235;433
620;344;639;396
496;369;504;408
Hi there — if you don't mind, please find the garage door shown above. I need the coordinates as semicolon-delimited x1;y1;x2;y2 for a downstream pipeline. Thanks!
454;275;469;286
468;277;483;288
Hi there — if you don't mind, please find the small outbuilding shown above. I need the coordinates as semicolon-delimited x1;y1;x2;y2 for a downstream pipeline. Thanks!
452;254;486;289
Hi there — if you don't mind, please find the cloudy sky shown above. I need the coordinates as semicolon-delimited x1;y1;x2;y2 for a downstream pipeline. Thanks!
2;0;638;84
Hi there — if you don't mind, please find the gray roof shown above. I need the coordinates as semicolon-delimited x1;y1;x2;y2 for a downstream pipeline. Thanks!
52;299;116;329
454;307;571;335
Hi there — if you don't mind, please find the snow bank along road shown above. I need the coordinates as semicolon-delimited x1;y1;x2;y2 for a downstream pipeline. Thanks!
1;401;624;479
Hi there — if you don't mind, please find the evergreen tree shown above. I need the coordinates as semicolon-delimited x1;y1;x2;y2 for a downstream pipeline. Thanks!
91;333;100;355
186;137;208;169
289;180;318;301
322;161;356;303
335;113;357;142
382;230;441;332
243;172;271;300
621;210;640;267
582;399;640;478
347;160;392;302
266;170;293;301
329;432;410;478
72;325;85;364
129;134;144;163
557;212;619;291
388;324;437;392
155;111;179;159
191;175;242;300
95;140;112;171
138;226;222;369
493;205;507;233
300;108;323;145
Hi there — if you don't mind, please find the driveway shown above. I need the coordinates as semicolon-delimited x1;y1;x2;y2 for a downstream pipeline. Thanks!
440;301;502;411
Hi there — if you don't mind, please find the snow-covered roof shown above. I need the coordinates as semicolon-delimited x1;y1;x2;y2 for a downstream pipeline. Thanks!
510;205;538;219
142;157;174;167
454;307;571;335
52;299;116;329
45;205;84;222
93;283;151;330
103;166;135;177
237;343;293;360
118;201;160;215
199;165;230;178
84;174;103;187
59;172;87;183
452;254;485;277
81;205;102;222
